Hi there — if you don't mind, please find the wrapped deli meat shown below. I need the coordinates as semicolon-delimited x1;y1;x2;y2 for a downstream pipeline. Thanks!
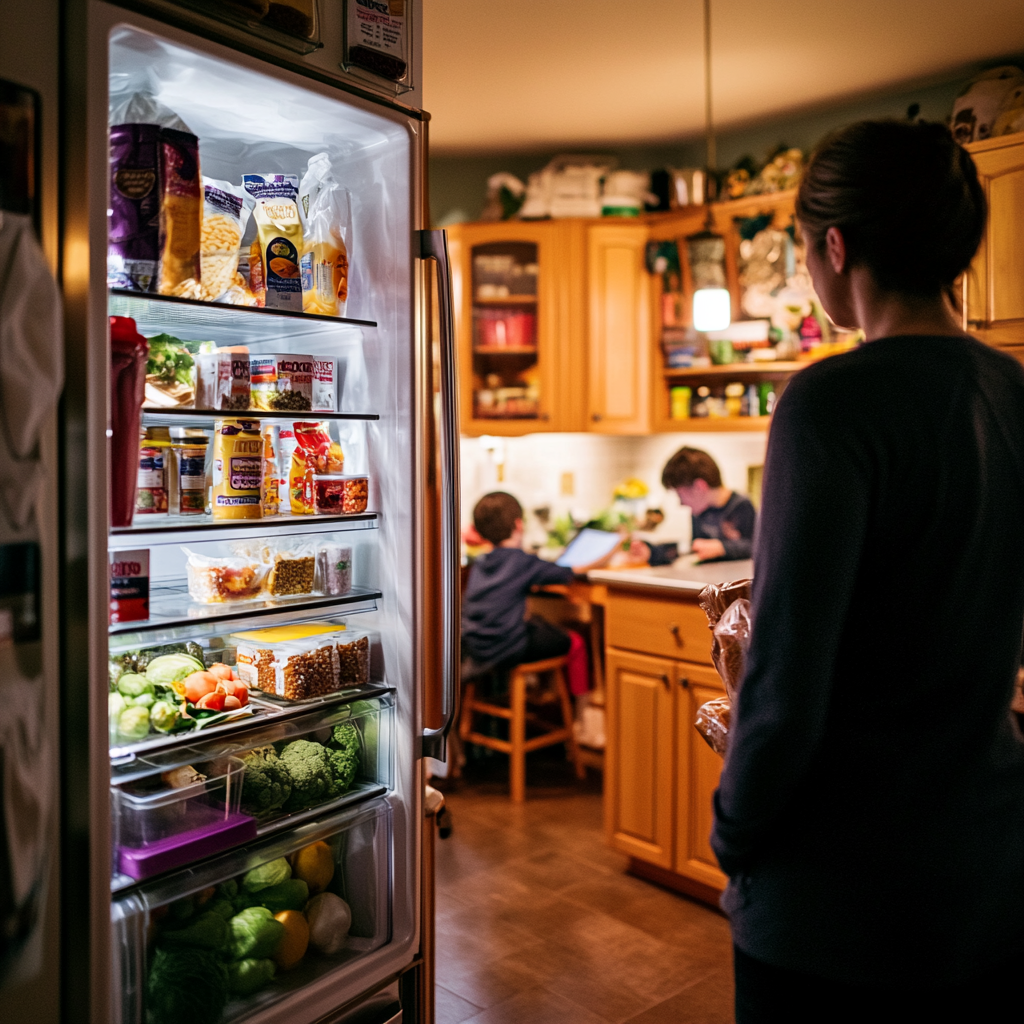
695;578;752;756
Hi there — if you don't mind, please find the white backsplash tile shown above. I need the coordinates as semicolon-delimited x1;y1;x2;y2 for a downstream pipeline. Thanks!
460;431;768;550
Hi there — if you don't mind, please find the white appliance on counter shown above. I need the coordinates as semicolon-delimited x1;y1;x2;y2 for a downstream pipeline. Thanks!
54;2;460;1022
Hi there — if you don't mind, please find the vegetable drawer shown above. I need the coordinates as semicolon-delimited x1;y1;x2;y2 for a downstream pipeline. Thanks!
112;756;256;881
112;800;392;1024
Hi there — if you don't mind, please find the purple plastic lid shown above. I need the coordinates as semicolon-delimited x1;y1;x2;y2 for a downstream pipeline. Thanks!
118;812;258;881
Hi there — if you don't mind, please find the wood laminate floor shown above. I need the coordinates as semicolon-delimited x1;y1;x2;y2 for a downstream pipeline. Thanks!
432;762;735;1023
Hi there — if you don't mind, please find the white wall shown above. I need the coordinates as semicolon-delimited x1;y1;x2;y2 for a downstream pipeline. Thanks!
460;431;768;548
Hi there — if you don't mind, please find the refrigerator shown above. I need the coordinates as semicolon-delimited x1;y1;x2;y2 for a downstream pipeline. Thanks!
41;2;459;1021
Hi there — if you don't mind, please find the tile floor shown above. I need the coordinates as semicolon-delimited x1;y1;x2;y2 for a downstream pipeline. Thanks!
432;761;735;1024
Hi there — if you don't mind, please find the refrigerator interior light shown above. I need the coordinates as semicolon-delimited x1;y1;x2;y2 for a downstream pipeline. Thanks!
693;287;731;332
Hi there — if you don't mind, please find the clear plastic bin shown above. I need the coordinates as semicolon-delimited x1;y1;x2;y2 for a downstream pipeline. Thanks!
234;625;341;700
312;474;369;514
112;755;255;880
335;628;371;687
112;801;391;1024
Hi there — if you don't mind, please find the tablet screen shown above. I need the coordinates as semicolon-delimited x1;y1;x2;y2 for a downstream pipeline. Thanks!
555;528;621;567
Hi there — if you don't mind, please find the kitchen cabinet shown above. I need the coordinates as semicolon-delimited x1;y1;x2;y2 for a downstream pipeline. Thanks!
586;222;652;434
448;221;586;435
965;131;1024;356
604;587;728;901
605;649;676;868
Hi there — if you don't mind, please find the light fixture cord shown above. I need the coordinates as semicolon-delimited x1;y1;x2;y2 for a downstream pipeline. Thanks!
704;0;716;186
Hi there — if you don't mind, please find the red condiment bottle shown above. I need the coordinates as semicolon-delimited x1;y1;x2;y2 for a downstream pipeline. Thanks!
109;316;149;527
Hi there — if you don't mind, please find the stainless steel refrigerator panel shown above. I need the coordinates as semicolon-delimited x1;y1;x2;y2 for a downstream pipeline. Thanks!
63;1;431;1017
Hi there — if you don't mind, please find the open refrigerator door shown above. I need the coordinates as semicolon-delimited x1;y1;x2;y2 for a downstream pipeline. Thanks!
60;3;456;1021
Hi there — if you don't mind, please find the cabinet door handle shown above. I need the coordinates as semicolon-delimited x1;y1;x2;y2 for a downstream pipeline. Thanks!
540;412;550;421
679;676;689;689
669;623;683;646
660;674;671;689
591;412;602;422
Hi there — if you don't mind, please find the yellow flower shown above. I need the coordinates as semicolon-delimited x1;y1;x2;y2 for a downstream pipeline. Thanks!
614;477;649;500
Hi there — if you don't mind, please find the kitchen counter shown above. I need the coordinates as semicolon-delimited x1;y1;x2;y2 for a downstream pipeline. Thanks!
589;557;753;594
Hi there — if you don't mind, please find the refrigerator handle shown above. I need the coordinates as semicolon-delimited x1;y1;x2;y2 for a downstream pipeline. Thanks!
418;229;461;761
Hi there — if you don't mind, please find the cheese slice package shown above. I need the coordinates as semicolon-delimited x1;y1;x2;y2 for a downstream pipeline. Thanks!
242;173;304;311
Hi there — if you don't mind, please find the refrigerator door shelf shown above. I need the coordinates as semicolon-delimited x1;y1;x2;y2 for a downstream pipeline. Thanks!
108;583;383;636
110;686;395;769
109;290;377;335
110;511;379;549
112;800;392;1024
108;597;381;654
141;408;380;426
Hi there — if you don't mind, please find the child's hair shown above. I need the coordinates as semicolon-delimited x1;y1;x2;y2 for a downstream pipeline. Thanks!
661;447;722;489
473;491;523;545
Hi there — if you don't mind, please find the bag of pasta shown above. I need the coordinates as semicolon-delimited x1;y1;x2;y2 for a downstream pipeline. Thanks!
199;178;252;301
298;152;350;317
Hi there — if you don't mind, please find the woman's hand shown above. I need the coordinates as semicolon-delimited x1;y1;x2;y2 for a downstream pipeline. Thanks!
692;538;726;561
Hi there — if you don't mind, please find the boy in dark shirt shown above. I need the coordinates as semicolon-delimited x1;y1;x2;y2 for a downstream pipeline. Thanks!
462;491;612;668
649;447;756;563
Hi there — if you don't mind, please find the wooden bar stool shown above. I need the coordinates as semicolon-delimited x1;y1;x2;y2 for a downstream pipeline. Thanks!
459;655;585;802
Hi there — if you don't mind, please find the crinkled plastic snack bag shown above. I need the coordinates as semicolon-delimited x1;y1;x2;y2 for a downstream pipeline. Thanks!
298;153;350;317
695;696;731;756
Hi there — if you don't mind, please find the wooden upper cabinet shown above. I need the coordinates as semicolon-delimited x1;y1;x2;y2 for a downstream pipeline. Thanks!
605;648;676;869
448;221;565;436
965;132;1024;348
586;222;652;434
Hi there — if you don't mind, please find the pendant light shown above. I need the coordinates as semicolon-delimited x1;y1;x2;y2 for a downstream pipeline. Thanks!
688;0;731;332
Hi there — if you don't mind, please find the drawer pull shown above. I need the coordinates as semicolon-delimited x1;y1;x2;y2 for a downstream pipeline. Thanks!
679;676;689;689
669;623;683;646
660;674;670;689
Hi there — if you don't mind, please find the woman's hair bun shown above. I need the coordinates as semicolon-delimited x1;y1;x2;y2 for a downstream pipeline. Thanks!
796;120;986;296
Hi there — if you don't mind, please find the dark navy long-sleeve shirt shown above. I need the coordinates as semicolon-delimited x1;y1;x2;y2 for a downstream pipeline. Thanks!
461;547;573;665
713;335;1024;986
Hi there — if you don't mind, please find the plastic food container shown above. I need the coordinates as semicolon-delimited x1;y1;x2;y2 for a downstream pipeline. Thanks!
313;474;369;514
317;543;353;596
233;625;341;700
336;627;371;686
185;549;267;602
112;756;256;880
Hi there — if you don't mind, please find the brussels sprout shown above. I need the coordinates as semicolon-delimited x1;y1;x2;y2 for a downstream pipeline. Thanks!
129;692;156;709
242;857;292;894
109;691;128;719
145;654;205;691
150;700;181;734
226;907;285;961
118;705;151;741
117;673;155;699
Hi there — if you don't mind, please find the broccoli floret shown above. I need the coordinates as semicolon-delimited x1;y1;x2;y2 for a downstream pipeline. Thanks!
240;746;293;817
147;947;228;1024
278;739;335;811
328;722;362;793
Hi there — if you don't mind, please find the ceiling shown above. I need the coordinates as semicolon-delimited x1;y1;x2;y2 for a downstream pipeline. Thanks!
422;0;1024;154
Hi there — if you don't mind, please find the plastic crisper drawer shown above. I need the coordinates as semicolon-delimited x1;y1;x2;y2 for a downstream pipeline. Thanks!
112;756;257;881
112;800;392;1024
112;695;394;853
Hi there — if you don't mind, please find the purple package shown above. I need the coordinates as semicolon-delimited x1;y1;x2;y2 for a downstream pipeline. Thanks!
108;123;161;292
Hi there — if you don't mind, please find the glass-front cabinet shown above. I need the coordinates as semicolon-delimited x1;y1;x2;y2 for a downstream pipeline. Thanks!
449;221;579;435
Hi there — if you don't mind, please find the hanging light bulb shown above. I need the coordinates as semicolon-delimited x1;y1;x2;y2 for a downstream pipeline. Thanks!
693;286;732;331
688;0;731;333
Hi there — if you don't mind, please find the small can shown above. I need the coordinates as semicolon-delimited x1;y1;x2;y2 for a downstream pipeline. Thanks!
670;386;691;420
312;357;338;412
136;445;168;515
177;444;208;515
317;543;353;596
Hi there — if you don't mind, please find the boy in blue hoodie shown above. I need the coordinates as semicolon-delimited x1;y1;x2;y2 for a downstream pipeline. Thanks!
462;491;612;669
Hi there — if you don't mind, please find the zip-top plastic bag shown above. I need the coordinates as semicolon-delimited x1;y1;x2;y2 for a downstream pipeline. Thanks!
298;152;351;317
